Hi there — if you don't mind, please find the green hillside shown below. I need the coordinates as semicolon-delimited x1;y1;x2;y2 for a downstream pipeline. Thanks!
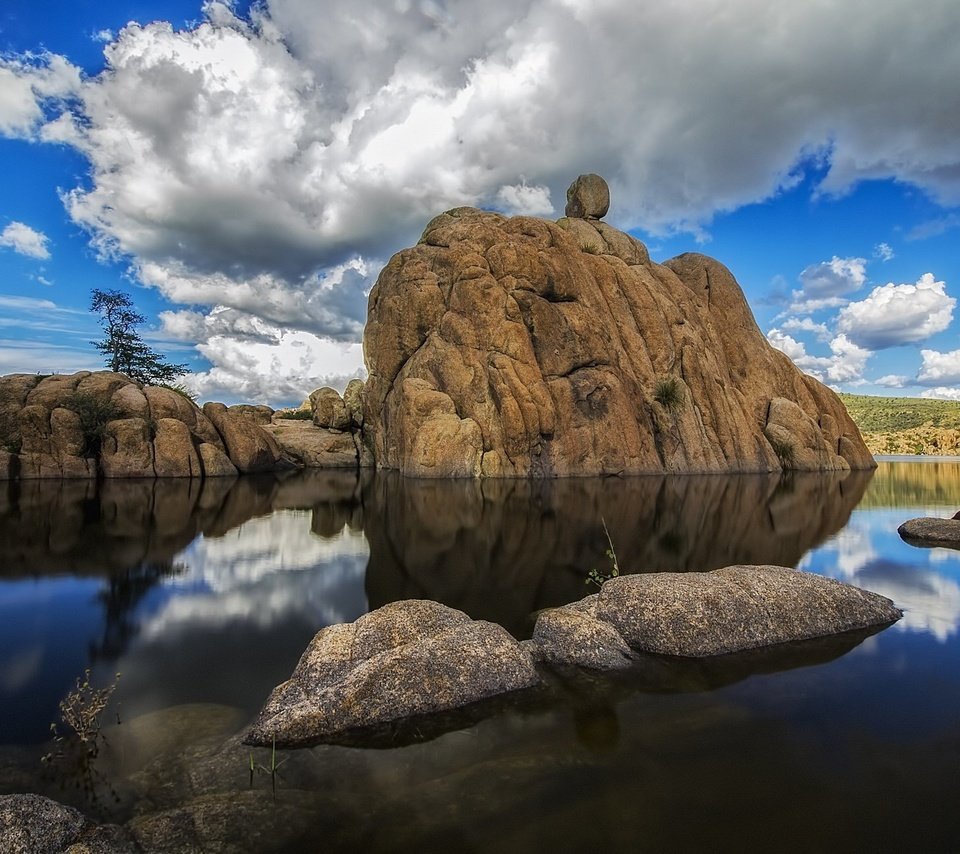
838;393;960;433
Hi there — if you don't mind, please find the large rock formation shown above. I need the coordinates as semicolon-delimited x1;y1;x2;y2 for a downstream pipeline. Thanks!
362;176;874;477
0;371;284;479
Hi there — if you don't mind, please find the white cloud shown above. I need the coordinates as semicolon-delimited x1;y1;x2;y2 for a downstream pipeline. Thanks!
0;54;80;138
920;387;960;401
874;242;894;261
495;182;554;216
767;329;870;384
917;348;960;385
780;317;831;341
4;0;960;401
837;273;955;349
798;256;867;298
180;329;365;404
0;222;51;260
875;374;908;388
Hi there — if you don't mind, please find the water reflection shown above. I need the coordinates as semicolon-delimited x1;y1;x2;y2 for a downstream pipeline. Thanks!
5;460;960;747
362;470;871;635
801;459;960;643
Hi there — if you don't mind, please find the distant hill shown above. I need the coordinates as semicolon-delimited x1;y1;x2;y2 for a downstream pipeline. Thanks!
839;393;960;456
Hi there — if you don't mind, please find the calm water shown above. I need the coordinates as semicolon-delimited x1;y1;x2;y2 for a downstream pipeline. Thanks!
1;460;959;851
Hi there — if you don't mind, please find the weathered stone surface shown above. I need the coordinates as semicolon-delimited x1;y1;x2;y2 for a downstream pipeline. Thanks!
0;793;86;853
342;378;365;428
145;386;222;448
363;203;873;477
153;417;202;477
532;607;635;670
227;403;274;424
0;371;302;480
0;792;138;854
564;173;610;219
594;565;902;657
898;517;960;549
246;599;541;747
197;441;239;477
101;418;154;477
266;421;359;468
310;387;351;430
203;402;283;473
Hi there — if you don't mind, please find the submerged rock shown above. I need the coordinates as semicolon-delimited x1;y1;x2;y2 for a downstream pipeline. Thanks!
534;565;902;663
0;793;136;853
362;181;874;477
245;600;541;748
898;516;960;549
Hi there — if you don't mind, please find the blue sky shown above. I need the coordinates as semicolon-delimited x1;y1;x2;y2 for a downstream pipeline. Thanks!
1;0;958;405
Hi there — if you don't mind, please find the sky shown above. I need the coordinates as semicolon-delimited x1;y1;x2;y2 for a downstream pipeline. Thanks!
1;0;958;407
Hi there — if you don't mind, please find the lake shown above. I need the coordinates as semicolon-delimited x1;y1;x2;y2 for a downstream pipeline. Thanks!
1;459;959;851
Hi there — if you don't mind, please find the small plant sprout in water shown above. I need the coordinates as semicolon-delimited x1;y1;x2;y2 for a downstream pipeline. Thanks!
43;669;121;761
586;518;620;589
249;736;289;797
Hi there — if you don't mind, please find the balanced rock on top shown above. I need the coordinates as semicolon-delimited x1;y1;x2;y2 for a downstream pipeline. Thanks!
564;173;610;219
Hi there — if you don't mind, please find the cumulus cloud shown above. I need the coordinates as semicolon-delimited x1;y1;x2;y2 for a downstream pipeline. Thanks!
917;348;960;385
179;329;365;403
780;317;831;341
920;387;960;401
0;54;80;137
4;0;960;400
837;273;955;349
875;374;908;388
786;255;867;314
767;329;870;384
495;182;554;216
0;222;51;260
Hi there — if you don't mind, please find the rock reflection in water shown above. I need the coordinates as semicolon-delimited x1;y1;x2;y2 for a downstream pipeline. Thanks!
362;469;872;636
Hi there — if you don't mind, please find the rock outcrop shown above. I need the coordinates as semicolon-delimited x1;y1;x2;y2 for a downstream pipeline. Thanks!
898;516;960;549
245;600;541;748
362;176;874;477
533;565;901;664
0;371;285;479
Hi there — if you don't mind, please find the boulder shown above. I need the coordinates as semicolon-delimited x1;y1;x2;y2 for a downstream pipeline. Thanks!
0;793;136;854
532;606;635;670
564;173;610;219
101;418;154;477
227;403;274;425
898;517;960;549
145;386;222;448
197;442;239;477
309;387;351;431
203;402;283;473
245;600;541;747
589;565;901;657
342;378;365;428
153;417;202;477
362;189;873;477
266;421;360;468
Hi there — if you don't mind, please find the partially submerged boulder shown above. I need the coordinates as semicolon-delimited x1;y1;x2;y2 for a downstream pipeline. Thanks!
898;516;960;549
245;600;541;748
535;565;901;663
0;793;137;854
